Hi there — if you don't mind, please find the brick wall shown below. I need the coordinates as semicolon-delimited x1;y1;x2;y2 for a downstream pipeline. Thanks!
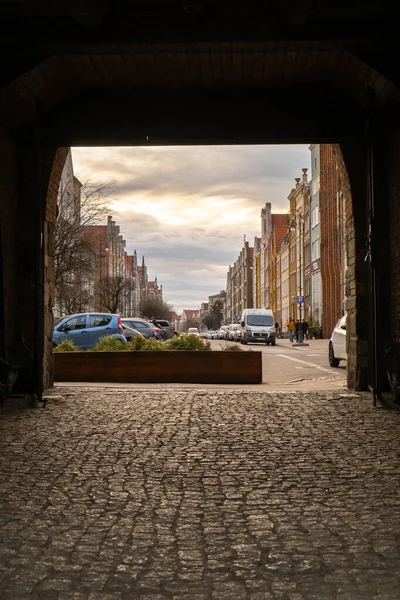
43;147;70;389
388;132;400;341
0;129;18;358
319;144;342;338
337;142;369;390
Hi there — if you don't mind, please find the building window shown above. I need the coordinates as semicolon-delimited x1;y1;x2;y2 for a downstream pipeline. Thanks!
311;239;320;261
311;175;320;196
311;205;320;228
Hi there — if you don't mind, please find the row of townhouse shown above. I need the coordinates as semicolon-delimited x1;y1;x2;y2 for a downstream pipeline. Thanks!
54;150;162;318
224;144;348;338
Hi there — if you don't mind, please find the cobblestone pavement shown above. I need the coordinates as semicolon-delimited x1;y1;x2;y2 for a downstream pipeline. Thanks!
1;388;400;599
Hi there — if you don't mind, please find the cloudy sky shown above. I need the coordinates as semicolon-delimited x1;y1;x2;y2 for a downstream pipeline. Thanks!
72;145;310;313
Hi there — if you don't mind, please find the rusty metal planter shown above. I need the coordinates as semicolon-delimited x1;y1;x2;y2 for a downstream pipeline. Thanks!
54;351;262;384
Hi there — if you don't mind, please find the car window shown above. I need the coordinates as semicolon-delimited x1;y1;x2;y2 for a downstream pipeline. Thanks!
127;321;149;329
59;315;86;331
89;315;112;328
247;315;274;326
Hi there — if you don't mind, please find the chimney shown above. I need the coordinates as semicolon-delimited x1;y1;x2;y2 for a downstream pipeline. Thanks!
302;168;308;182
295;178;300;185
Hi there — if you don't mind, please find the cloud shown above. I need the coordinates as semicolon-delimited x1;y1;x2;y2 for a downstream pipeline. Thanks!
72;145;310;312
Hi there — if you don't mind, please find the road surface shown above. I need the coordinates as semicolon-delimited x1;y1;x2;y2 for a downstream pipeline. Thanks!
210;338;347;390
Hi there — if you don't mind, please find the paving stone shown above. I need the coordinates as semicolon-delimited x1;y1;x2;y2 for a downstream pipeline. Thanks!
1;388;400;598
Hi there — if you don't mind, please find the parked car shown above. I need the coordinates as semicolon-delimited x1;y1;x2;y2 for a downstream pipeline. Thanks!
121;317;162;340
329;314;347;367
151;319;178;340
218;326;229;339
187;327;200;337
52;313;127;350
121;324;143;341
228;324;242;342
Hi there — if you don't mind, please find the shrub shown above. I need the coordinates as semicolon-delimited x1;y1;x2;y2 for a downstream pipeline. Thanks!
222;343;245;352
165;335;211;351
127;336;163;351
91;335;127;352
53;339;79;352
134;338;165;352
127;335;148;351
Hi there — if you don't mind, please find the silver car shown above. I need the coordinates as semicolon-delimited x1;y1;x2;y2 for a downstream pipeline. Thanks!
329;315;347;367
228;324;241;342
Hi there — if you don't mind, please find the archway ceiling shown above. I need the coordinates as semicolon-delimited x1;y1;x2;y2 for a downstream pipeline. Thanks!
0;1;399;132
1;44;399;131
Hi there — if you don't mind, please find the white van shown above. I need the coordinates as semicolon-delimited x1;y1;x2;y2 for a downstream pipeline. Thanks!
241;308;276;346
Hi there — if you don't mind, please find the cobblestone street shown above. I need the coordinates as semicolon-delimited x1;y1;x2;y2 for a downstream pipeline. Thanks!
1;388;400;599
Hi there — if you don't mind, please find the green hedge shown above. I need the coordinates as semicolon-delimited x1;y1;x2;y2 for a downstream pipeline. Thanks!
53;334;211;352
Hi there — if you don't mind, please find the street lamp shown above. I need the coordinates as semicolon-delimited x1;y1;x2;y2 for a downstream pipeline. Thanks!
288;209;305;344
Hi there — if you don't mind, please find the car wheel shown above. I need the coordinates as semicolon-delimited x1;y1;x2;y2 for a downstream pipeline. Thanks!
271;340;276;346
266;342;270;346
329;342;340;367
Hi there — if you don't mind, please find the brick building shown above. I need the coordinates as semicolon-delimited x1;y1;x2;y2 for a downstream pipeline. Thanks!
319;145;348;338
268;215;289;313
225;241;254;324
180;309;200;332
82;217;143;316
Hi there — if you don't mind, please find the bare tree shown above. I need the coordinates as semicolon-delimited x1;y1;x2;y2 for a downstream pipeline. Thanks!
140;297;174;320
201;300;223;330
201;313;215;330
100;275;126;314
54;177;116;315
182;316;201;332
58;283;93;315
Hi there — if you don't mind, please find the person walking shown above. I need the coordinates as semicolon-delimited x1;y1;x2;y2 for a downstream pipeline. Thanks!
295;319;300;341
301;319;309;340
286;318;296;343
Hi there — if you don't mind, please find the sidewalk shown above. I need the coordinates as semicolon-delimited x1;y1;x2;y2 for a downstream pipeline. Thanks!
1;386;399;599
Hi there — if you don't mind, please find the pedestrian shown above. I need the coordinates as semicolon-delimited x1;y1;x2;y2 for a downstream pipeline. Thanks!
286;317;296;343
295;319;300;341
301;319;309;340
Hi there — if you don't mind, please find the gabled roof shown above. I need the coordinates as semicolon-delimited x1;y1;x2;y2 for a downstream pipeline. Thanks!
273;226;289;252
183;309;199;318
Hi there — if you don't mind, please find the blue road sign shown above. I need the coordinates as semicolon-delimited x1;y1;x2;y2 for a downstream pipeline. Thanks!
297;295;305;303
235;315;241;321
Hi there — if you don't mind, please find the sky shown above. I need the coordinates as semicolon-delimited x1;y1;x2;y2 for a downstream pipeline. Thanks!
72;145;310;313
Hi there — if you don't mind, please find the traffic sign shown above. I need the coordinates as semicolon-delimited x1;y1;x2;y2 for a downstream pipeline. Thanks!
235;315;241;321
297;295;304;303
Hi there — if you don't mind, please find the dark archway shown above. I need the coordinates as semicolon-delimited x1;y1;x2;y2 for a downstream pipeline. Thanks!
1;12;399;396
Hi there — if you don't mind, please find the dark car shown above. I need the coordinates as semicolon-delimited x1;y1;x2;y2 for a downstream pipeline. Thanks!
121;318;162;340
151;319;178;340
121;324;144;341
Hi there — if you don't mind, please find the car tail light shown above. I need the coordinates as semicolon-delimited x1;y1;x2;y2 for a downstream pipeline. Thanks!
118;317;124;333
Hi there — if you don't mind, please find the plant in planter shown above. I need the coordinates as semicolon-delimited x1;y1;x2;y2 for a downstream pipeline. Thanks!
90;335;127;352
53;339;80;352
222;344;245;352
164;335;211;351
128;336;165;351
53;332;261;384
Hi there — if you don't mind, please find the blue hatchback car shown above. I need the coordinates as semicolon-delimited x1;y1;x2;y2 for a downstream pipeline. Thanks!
52;313;127;350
